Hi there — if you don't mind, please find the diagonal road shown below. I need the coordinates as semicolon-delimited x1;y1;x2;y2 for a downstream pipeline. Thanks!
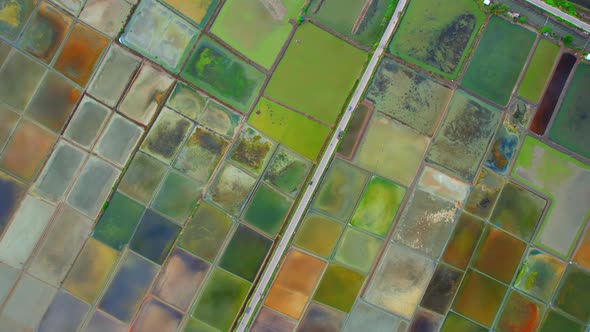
525;0;590;32
235;1;409;330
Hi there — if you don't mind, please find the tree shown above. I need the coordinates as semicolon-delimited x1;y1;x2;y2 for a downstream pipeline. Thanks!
490;3;510;14
562;34;574;45
518;16;527;23
540;26;552;35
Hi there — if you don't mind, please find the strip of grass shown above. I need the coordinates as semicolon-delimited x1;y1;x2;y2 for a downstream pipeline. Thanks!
210;0;305;68
249;98;330;161
265;23;366;125
518;38;560;103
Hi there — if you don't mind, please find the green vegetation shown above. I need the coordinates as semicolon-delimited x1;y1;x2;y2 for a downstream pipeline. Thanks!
249;98;330;160
489;3;510;14
382;0;398;27
562;34;574;45
266;23;366;125
372;0;399;49
518;38;560;103
181;35;265;113
545;0;578;16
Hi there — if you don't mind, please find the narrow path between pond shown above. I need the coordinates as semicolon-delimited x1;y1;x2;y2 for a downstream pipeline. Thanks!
235;0;410;329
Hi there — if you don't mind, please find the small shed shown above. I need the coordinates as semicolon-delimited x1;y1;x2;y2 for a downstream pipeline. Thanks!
483;0;491;5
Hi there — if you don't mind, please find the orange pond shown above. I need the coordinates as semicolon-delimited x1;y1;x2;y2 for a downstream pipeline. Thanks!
453;270;507;327
0;119;56;182
265;249;325;319
574;225;590;270
442;212;484;270
473;226;526;284
54;23;108;86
